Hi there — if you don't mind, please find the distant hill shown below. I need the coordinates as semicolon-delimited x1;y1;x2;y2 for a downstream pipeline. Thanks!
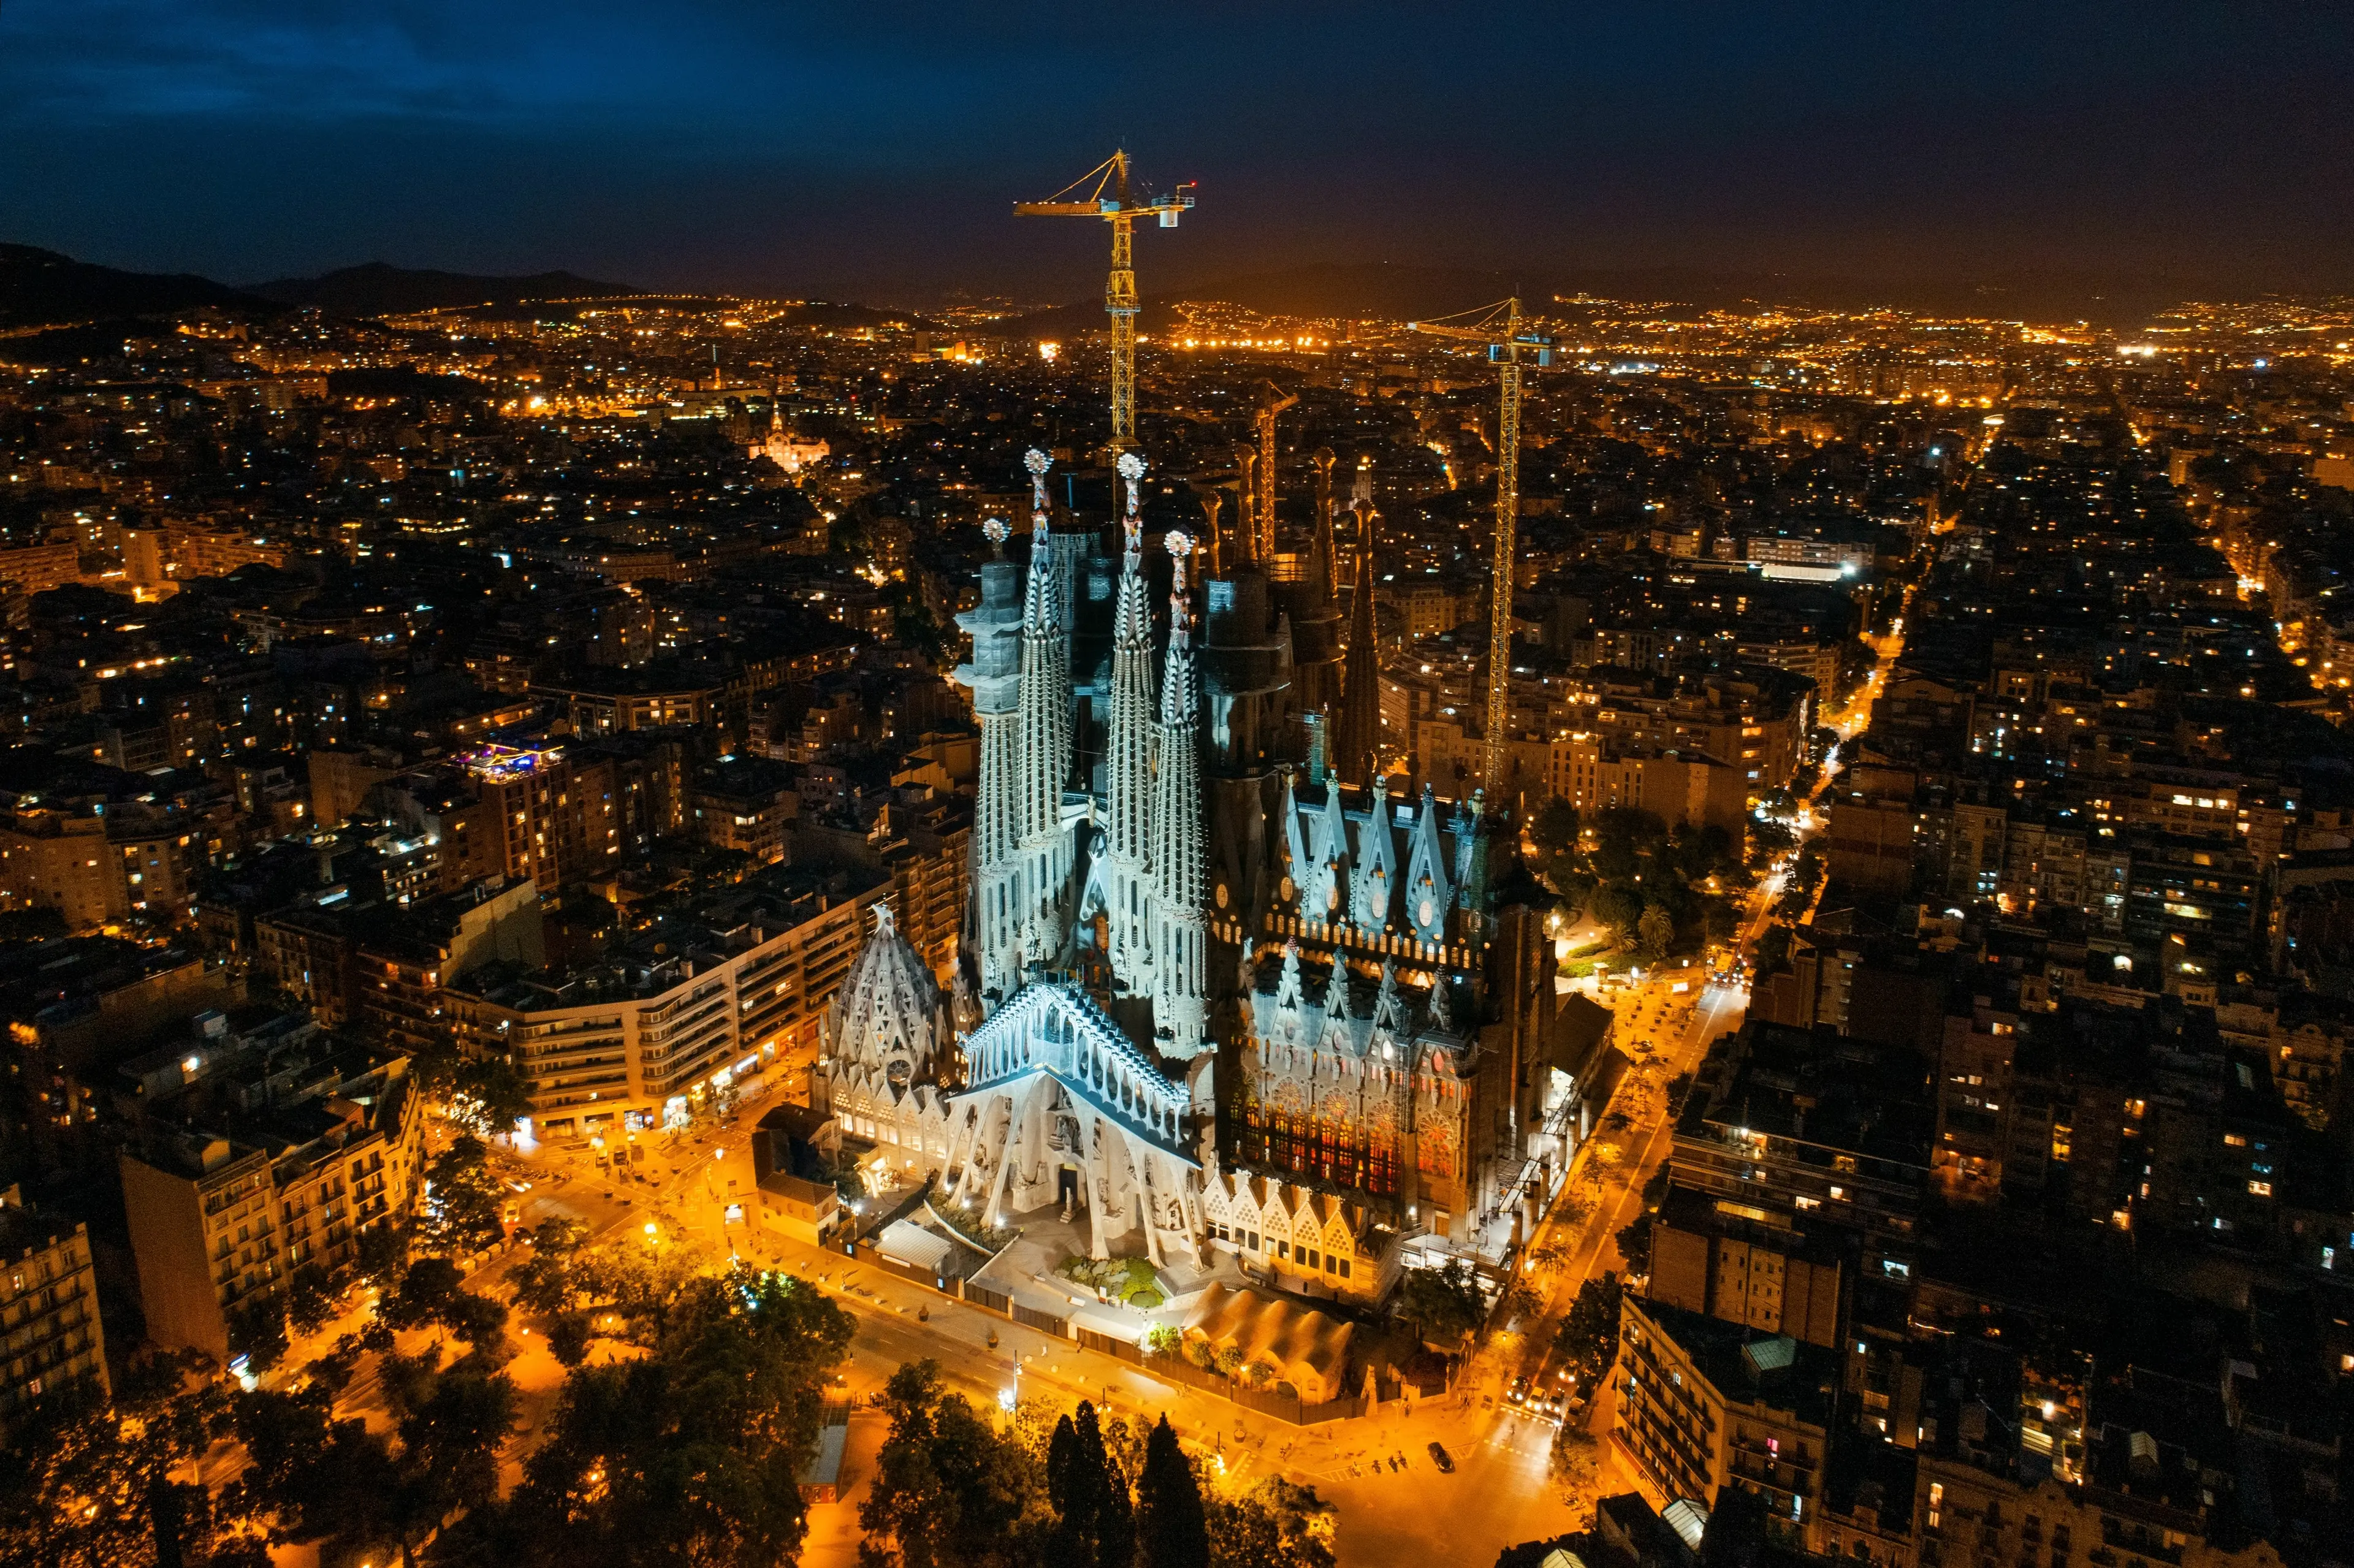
0;243;267;330
997;259;2223;335
245;261;639;317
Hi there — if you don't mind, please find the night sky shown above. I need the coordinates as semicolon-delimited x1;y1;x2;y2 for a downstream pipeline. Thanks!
5;1;2353;306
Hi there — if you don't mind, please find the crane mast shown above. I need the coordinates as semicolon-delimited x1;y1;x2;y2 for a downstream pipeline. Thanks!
1015;151;1196;463
1254;382;1299;564
1409;297;1552;798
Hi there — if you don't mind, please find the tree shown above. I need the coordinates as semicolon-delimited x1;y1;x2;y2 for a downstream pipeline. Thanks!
449;1056;534;1140
1133;1415;1207;1568
284;1261;343;1338
546;1312;592;1368
226;1295;290;1376
232;1344;516;1567
356;1221;411;1292
0;1352;268;1568
1636;902;1674;964
1204;1476;1334;1568
1745;814;1797;864
857;1358;1048;1568
422;1134;507;1257
1526;797;1581;891
1548;1421;1601;1505
1555;1271;1624;1383
1615;1212;1655;1277
510;1218;586;1317
500;1266;855;1568
387;1255;467;1330
1045;1401;1132;1568
1588;882;1642;940
1395;1260;1487;1347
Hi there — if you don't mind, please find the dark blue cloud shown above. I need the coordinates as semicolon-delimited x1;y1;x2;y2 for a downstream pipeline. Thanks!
4;1;2352;300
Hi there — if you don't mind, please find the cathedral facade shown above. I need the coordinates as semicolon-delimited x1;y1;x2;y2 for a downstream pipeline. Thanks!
817;441;1598;1284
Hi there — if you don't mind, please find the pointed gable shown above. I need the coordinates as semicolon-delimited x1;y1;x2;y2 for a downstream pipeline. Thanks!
1403;784;1453;943
1352;774;1400;931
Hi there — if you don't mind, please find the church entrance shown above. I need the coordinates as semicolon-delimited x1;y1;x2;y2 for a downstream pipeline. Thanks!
1056;1164;1081;1210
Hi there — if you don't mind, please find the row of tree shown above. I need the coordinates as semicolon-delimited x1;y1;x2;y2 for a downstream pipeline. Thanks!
859;1361;1335;1568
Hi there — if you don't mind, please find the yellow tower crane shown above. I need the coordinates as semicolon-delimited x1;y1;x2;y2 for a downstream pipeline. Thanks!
1252;381;1300;565
1409;298;1553;799
1015;151;1197;463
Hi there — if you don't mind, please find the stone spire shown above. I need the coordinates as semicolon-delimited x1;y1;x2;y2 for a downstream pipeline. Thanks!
1335;498;1382;788
1151;530;1209;1057
1013;447;1075;977
1103;451;1160;996
955;509;1026;1004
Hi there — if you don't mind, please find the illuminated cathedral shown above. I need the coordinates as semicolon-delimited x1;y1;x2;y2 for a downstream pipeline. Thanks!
817;436;1599;1287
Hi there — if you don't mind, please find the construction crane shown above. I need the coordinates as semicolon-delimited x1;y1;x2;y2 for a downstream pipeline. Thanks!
1015;151;1197;463
1409;297;1553;798
1252;381;1300;565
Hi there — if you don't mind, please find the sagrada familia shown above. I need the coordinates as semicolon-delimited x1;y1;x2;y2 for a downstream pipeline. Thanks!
815;436;1598;1293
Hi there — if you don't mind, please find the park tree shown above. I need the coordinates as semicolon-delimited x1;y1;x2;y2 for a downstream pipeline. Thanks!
546;1311;593;1368
858;1358;1049;1567
1204;1475;1335;1568
1133;1415;1208;1568
1395;1260;1487;1347
1526;796;1582;891
498;1266;855;1568
1045;1401;1133;1568
1636;902;1675;963
511;1218;587;1316
1588;882;1642;940
230;1343;517;1567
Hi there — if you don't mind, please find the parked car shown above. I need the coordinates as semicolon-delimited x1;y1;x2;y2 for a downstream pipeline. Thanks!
1427;1441;1455;1473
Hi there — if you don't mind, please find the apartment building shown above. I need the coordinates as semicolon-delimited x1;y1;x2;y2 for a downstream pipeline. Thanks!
1615;1294;1840;1526
449;865;889;1138
118;1045;421;1362
0;1190;109;1431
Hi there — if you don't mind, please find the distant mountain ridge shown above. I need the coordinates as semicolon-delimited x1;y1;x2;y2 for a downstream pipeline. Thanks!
244;261;639;316
0;243;267;330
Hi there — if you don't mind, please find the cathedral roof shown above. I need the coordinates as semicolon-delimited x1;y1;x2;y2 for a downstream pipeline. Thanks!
956;980;1196;1163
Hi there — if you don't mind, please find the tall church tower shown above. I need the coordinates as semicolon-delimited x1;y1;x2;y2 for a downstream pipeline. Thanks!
1151;531;1210;1057
1334;498;1383;788
957;515;1027;1005
1102;452;1160;1000
1013;449;1076;977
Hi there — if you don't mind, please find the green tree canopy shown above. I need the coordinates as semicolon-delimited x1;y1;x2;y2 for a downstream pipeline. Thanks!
498;1266;855;1568
422;1133;507;1257
1133;1415;1208;1568
1395;1260;1487;1345
1555;1271;1625;1383
858;1358;1048;1568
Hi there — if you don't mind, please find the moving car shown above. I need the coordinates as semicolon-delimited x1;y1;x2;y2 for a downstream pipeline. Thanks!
1427;1441;1455;1473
